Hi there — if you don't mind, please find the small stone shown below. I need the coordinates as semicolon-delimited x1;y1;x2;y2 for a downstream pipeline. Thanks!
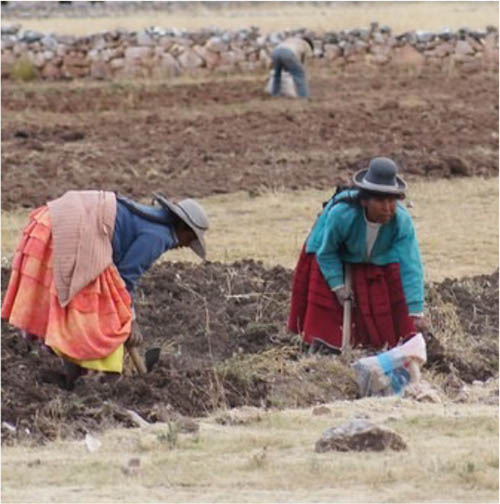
121;457;141;476
84;433;102;453
312;405;331;416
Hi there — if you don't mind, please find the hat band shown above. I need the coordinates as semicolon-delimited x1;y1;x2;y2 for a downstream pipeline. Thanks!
360;177;402;192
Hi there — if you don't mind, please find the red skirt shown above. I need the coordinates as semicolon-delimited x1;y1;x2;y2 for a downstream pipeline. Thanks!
287;246;415;350
1;206;133;372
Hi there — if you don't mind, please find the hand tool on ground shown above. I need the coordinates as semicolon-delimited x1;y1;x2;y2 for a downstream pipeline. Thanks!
341;263;353;354
144;347;161;373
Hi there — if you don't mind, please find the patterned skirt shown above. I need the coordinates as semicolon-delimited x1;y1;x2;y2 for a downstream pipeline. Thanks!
287;245;415;350
1;206;132;373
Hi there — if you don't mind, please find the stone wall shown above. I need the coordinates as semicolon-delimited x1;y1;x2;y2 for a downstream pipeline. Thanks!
1;23;498;81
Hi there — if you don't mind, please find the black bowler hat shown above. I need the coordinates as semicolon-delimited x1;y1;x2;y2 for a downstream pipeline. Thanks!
353;157;407;195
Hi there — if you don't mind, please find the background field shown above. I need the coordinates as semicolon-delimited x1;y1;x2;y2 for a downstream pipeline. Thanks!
2;1;499;34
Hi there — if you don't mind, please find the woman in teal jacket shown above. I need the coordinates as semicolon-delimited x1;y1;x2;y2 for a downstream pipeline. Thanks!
288;157;429;353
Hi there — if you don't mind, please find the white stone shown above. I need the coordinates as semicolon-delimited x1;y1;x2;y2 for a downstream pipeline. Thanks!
124;46;153;61
87;48;101;62
109;57;125;69
455;40;474;56
156;52;181;76
205;36;228;53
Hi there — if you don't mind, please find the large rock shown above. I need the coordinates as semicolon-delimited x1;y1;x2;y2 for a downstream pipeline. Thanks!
63;51;87;67
425;41;454;58
1;50;15;78
455;40;475;57
205;36;228;53
1;23;22;36
323;43;342;61
136;31;154;47
315;420;407;453
41;61;62;80
483;31;499;50
220;48;245;65
391;44;425;67
193;45;220;69
90;60;111;80
62;64;89;78
177;47;204;68
124;46;153;61
155;52;181;77
30;51;47;69
109;57;125;70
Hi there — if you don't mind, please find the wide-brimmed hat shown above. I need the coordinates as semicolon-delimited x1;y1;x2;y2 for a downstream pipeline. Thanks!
154;193;209;259
352;157;407;195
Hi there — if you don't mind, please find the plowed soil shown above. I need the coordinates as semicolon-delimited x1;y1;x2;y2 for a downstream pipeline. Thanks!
1;64;498;211
1;64;498;445
1;262;498;445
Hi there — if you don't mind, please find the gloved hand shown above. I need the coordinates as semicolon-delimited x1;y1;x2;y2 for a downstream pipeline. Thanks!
411;315;430;333
127;320;144;348
334;286;354;307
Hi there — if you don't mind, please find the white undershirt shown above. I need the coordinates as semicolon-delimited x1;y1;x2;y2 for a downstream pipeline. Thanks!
365;215;381;258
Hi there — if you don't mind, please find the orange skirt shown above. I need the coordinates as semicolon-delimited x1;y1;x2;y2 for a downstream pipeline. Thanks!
1;206;133;373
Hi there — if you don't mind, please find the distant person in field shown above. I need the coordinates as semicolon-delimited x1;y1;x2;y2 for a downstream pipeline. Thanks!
2;190;209;389
288;157;429;354
270;35;314;98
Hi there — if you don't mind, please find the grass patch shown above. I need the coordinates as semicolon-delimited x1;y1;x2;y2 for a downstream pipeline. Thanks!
2;400;498;503
2;177;498;283
11;57;37;82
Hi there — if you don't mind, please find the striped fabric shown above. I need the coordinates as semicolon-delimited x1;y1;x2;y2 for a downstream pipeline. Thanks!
1;206;133;373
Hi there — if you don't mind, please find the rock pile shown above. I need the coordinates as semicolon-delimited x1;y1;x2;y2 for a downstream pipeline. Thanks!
1;23;498;80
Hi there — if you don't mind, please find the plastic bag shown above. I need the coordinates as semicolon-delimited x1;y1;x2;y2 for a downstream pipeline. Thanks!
264;70;298;97
353;333;427;397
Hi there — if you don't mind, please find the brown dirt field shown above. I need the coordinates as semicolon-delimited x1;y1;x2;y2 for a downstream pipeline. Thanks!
1;262;498;445
1;64;498;211
1;63;498;446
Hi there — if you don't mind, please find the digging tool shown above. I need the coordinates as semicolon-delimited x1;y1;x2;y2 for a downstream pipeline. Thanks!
144;347;161;373
341;263;353;354
126;346;147;374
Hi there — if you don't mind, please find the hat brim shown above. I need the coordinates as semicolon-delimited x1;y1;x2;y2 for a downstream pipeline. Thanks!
190;236;206;260
352;168;407;194
155;195;207;260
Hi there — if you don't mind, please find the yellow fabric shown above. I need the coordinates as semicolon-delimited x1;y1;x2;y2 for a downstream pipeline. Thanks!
52;343;124;373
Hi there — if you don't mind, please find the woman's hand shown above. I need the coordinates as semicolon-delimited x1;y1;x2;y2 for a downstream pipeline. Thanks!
334;287;354;307
411;315;430;334
127;320;144;347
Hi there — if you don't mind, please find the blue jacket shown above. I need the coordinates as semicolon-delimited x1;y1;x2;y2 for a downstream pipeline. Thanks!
305;189;424;314
111;201;178;298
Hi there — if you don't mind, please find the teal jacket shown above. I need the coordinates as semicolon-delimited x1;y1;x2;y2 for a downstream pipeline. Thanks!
305;189;425;314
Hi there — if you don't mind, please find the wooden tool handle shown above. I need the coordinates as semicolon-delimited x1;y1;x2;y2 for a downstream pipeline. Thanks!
341;264;352;353
127;346;147;374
